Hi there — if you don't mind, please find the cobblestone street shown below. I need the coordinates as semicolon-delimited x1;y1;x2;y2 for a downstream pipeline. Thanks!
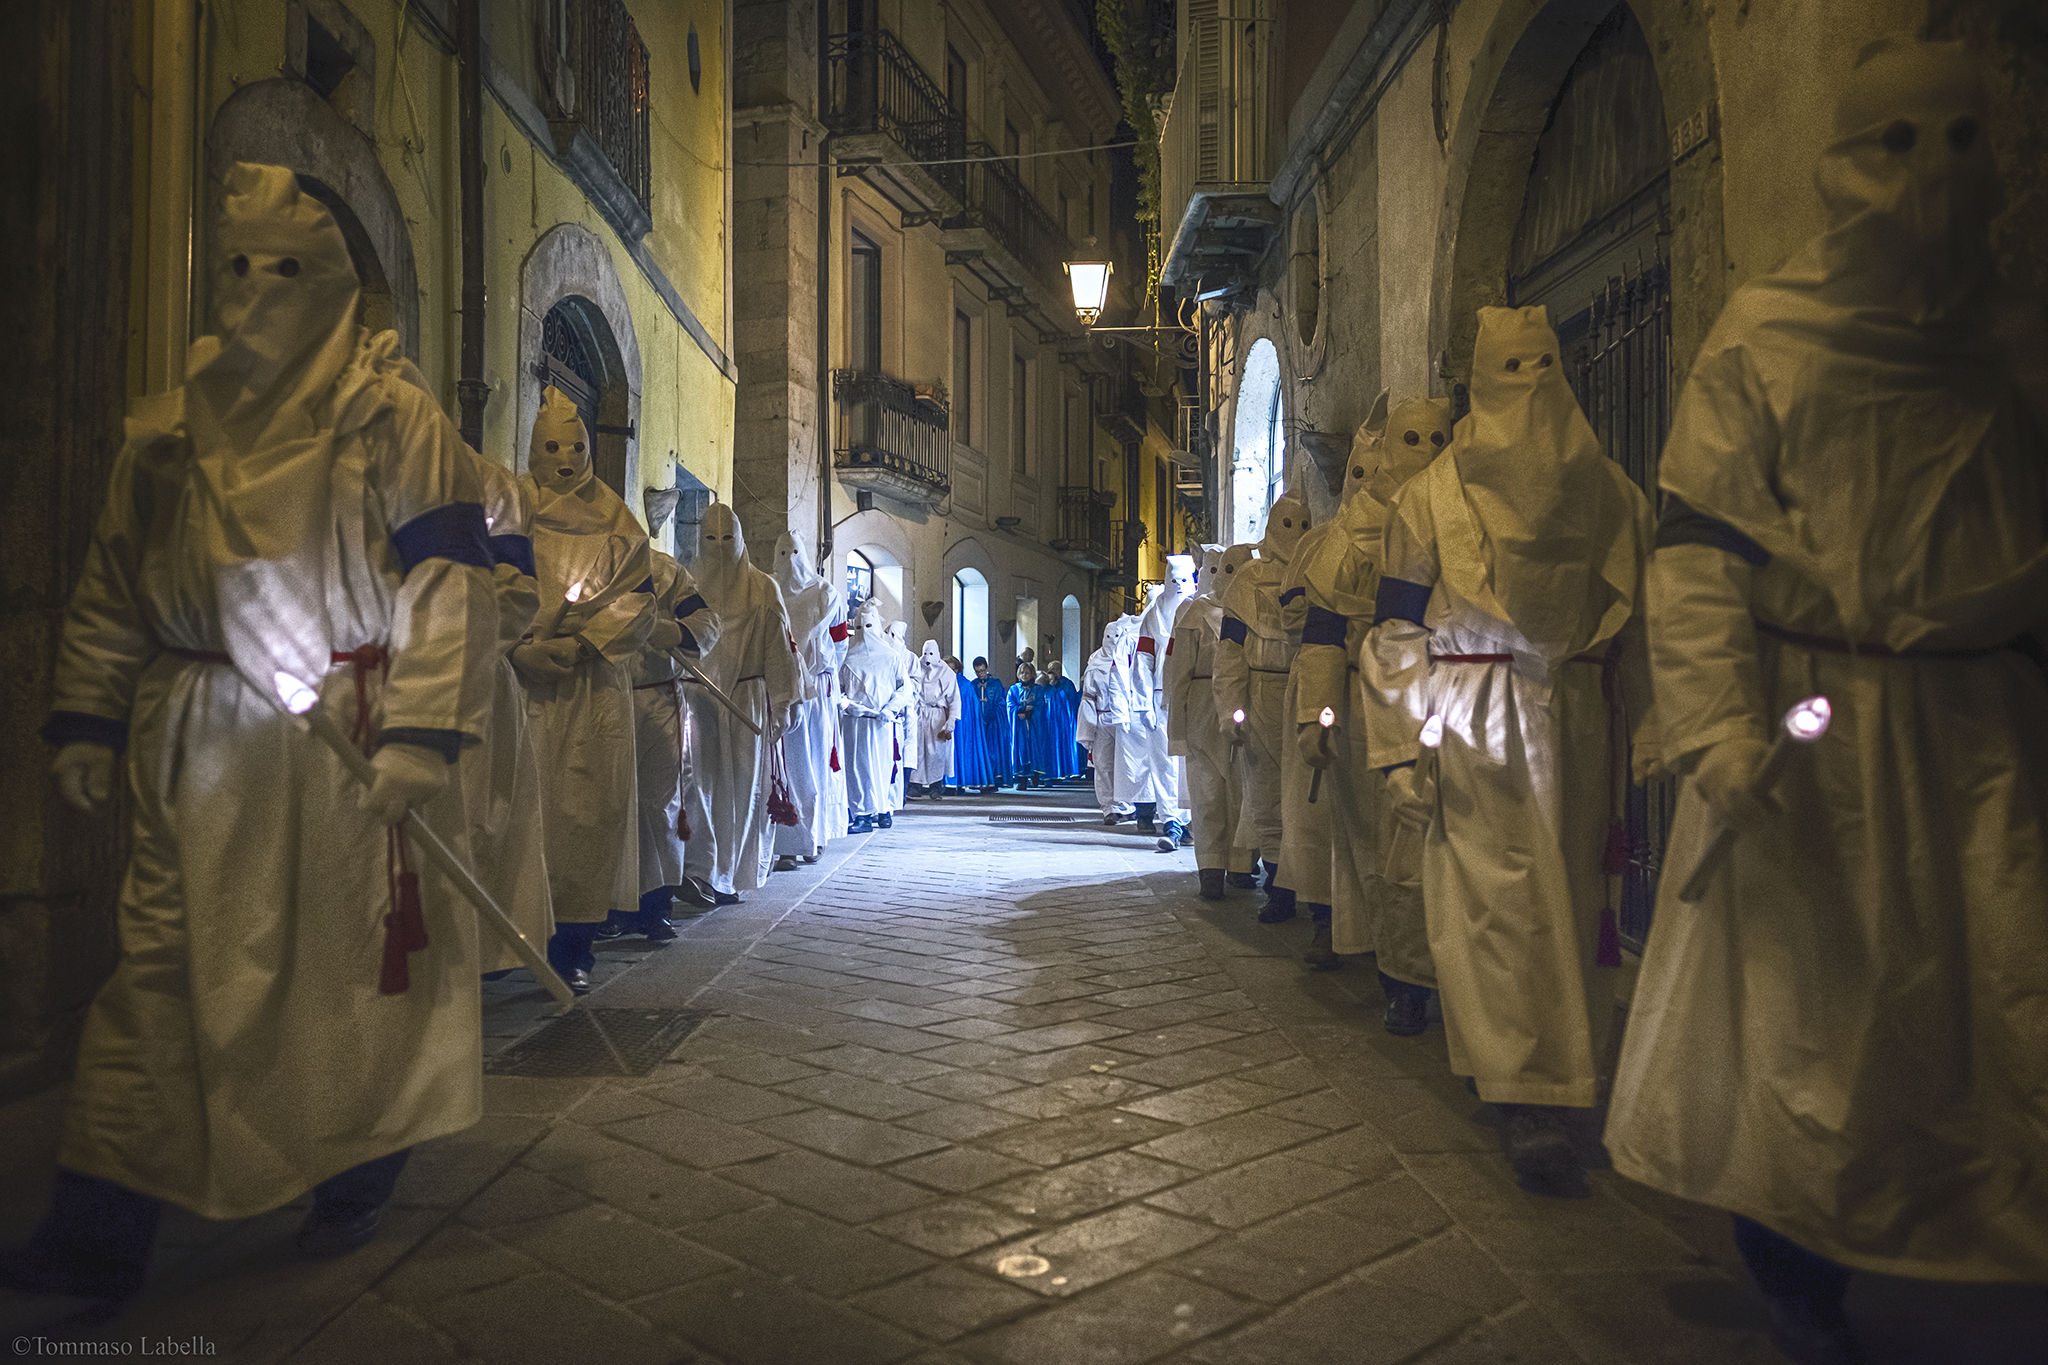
4;787;2040;1364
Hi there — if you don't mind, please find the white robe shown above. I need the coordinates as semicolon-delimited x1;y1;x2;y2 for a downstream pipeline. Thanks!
1605;199;2048;1277
522;479;653;923
49;346;499;1218
839;626;909;818
632;553;721;893
1168;600;1237;868
685;525;799;894
773;547;844;857
1215;564;1292;867
908;649;962;786
1133;587;1190;813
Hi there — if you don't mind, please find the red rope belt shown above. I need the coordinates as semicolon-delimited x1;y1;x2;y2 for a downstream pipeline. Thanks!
167;644;425;993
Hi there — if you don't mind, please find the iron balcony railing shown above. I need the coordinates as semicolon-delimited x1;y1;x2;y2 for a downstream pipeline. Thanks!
538;0;652;211
1051;487;1117;565
832;369;951;497
825;29;966;195
945;140;1072;299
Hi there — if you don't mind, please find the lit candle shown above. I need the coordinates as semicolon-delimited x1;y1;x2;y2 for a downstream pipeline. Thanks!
1678;694;1831;902
541;580;585;639
1309;706;1336;803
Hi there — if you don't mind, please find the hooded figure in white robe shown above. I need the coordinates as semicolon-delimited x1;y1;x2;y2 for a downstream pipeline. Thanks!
908;639;962;792
1215;496;1310;917
1075;619;1126;817
884;620;917;807
1103;614;1152;814
516;387;653;978
628;542;721;931
28;166;498;1289
1292;396;1450;1020
1167;546;1242;888
839;599;910;827
1606;40;2048;1292
772;533;844;860
683;505;800;898
1361;305;1652;1195
1132;557;1195;840
466;455;554;971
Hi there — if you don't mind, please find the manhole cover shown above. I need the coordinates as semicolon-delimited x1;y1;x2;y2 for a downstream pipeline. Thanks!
986;815;1080;826
484;1008;711;1078
995;1254;1051;1278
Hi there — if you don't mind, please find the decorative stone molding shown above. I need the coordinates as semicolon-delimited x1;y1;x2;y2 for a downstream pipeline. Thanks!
519;224;642;500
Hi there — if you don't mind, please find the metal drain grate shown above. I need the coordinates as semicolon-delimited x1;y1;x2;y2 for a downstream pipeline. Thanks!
986;815;1080;825
484;1008;711;1078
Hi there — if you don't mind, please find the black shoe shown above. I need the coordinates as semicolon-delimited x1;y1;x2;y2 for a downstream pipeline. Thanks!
296;1204;384;1260
1226;871;1259;889
773;854;799;872
1258;887;1297;924
1503;1105;1587;1198
928;786;943;800
595;921;624;940
480;969;516;981
676;877;717;907
562;968;592;996
849;814;874;834
1155;821;1182;853
1381;974;1430;1036
1102;810;1120;826
1198;869;1226;901
713;890;741;906
1760;1296;1862;1365
1304;921;1341;970
876;812;893;829
641;917;678;942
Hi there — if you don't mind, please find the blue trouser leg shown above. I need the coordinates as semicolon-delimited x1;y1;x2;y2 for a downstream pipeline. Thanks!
312;1148;411;1219
638;886;673;923
1309;902;1332;923
547;921;601;974
1733;1216;1850;1313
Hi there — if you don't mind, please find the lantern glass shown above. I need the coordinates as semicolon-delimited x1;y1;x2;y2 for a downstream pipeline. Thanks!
1065;260;1112;325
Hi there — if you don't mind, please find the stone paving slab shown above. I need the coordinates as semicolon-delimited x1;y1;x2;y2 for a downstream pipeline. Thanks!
8;786;2037;1363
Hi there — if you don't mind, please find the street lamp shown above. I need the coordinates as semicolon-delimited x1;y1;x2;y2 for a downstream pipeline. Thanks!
1065;259;1112;327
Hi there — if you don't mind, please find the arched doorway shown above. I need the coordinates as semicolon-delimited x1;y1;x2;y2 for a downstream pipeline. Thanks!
847;545;905;628
1230;338;1285;544
537;295;633;496
953;568;990;666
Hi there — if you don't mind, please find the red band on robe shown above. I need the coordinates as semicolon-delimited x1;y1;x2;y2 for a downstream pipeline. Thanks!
1164;638;1174;656
1136;637;1156;655
829;622;849;642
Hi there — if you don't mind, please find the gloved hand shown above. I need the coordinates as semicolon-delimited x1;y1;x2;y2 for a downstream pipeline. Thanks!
648;618;684;651
1384;763;1434;830
1297;720;1336;770
1692;735;1774;834
360;742;448;825
510;636;581;684
53;743;117;813
1631;741;1668;786
1228;719;1249;748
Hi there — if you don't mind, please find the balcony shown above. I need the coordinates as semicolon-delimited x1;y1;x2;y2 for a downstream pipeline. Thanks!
825;29;965;218
1102;518;1148;586
1050;487;1118;569
1157;15;1281;292
1094;378;1149;447
832;369;951;509
942;142;1075;334
537;0;653;241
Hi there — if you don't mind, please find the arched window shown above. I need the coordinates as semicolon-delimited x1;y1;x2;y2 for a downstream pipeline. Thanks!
952;567;989;666
1061;594;1082;679
847;550;875;617
1232;338;1285;543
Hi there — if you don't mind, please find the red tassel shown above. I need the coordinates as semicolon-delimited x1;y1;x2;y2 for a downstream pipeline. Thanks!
829;746;840;773
1597;906;1622;968
379;915;411;994
1602;818;1629;876
676;806;692;842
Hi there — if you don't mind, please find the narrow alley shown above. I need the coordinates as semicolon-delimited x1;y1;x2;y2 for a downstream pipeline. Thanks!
8;789;2037;1365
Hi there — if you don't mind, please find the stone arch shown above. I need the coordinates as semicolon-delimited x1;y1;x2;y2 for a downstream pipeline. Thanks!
205;79;419;357
520;225;643;502
1429;0;1724;389
834;508;917;629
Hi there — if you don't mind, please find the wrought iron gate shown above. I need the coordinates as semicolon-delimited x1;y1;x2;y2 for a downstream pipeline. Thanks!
1558;262;1673;952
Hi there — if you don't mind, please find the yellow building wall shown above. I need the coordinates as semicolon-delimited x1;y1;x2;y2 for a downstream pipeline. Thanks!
170;0;732;517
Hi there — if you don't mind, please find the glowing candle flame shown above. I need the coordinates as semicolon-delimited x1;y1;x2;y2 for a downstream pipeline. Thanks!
1318;707;1335;728
1232;708;1246;724
565;582;584;603
274;672;320;715
1785;695;1831;742
1420;714;1445;748
485;515;495;530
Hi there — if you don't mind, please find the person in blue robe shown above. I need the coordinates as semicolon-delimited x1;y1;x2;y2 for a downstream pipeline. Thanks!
948;658;986;791
1041;659;1080;780
965;657;1008;792
1006;663;1045;789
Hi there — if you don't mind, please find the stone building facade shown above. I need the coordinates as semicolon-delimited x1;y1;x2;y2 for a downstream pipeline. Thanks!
1154;0;2048;933
732;0;1192;675
2;0;737;1097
